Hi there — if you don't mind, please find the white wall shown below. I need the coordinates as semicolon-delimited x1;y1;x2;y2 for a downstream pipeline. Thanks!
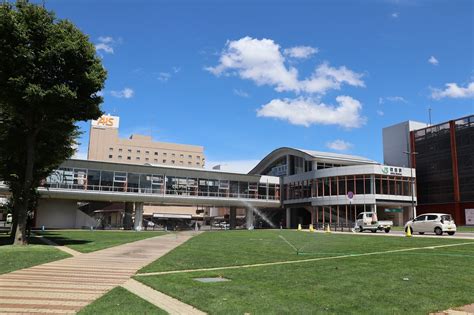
383;121;427;167
36;199;78;229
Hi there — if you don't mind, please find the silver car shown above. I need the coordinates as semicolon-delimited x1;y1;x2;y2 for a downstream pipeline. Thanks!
404;213;456;236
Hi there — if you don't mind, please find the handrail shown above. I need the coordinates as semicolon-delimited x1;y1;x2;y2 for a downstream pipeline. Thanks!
41;183;277;200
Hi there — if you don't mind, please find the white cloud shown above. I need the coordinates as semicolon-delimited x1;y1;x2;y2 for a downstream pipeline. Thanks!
110;87;134;99
256;95;366;128
326;139;353;151
172;66;181;73
431;82;474;100
233;89;250;98
428;56;439;66
283;46;318;59
95;36;120;54
158;72;171;82
391;12;399;18
206;37;364;94
206;160;260;173
377;110;385;116
379;96;407;104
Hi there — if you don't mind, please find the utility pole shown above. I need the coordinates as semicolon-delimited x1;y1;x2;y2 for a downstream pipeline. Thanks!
404;150;418;219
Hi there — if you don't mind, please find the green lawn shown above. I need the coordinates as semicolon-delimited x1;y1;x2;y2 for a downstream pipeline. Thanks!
139;229;467;273
37;230;166;253
78;286;167;315
136;230;474;314
0;234;70;274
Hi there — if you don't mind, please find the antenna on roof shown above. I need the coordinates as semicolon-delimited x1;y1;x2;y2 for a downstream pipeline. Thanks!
428;106;432;126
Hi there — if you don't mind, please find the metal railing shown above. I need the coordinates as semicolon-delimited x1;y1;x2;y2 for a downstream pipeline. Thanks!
41;182;278;200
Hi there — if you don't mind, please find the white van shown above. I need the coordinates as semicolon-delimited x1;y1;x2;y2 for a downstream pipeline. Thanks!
404;213;456;236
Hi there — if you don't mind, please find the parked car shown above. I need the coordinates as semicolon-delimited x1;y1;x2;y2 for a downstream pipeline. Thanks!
404;213;456;236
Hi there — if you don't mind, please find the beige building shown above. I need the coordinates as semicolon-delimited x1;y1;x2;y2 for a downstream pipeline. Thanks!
87;115;205;168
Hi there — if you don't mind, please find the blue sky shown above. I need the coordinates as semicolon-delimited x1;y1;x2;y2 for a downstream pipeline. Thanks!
46;0;473;171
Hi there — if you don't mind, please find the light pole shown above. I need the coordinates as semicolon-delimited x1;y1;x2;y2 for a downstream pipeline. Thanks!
403;150;418;219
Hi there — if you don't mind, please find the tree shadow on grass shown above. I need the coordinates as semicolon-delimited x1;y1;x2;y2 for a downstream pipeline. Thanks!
0;232;91;247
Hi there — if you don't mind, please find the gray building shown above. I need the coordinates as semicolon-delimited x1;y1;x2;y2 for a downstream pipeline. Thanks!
383;120;428;167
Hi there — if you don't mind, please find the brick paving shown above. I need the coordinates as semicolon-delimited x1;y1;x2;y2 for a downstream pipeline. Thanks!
0;231;198;314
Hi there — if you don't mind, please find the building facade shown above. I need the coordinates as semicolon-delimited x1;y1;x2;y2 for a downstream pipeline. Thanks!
88;115;205;168
410;115;474;225
250;148;416;228
383;120;428;167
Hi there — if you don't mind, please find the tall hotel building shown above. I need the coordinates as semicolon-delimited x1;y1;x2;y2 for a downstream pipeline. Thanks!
87;115;205;168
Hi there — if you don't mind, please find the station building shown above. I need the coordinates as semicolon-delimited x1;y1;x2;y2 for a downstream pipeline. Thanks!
250;148;417;228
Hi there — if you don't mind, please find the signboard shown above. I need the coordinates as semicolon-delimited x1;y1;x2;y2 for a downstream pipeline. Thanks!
381;166;403;176
384;208;402;213
91;115;120;128
347;191;354;199
465;209;474;226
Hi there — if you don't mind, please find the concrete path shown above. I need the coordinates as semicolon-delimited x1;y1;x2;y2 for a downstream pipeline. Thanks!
122;279;206;315
0;231;199;314
34;234;83;257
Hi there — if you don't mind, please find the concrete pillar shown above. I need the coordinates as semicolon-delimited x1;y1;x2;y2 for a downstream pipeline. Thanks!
246;208;254;229
229;207;237;229
134;202;144;231
286;208;291;229
123;202;134;230
310;207;315;225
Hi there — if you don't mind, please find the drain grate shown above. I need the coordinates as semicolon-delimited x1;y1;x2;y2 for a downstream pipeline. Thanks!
194;277;231;283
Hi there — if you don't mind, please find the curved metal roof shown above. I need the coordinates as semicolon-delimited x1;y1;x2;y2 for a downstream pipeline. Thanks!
249;147;378;175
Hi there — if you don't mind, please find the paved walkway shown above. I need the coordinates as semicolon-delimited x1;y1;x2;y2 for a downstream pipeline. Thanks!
0;231;199;314
122;279;206;315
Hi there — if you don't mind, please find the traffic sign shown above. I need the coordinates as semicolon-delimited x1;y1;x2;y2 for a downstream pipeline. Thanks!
347;191;354;199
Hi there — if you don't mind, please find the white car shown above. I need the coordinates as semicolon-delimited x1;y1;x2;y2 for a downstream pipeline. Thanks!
404;213;456;236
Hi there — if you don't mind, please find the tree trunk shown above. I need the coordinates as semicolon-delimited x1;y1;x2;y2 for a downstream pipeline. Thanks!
12;133;36;245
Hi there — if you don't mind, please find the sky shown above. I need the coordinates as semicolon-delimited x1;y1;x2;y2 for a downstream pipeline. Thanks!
44;0;473;172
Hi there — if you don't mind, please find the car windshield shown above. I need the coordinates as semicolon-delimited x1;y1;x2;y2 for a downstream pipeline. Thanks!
441;215;453;222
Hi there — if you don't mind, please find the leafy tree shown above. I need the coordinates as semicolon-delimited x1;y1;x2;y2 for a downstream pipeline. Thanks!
0;1;106;245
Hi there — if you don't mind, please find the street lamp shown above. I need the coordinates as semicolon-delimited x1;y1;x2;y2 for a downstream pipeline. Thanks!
403;150;418;219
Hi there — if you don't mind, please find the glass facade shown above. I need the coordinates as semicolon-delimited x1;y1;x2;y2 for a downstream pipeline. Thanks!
285;174;412;200
44;167;279;200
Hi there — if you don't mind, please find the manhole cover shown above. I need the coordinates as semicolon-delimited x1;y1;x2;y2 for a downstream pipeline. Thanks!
194;277;231;283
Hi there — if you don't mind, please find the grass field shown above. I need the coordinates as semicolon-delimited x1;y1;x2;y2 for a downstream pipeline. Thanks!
37;230;166;253
0;234;70;274
78;287;167;315
136;230;474;314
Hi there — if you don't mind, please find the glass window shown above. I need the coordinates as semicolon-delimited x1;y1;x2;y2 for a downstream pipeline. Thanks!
118;148;122;152
108;155;113;158
100;171;113;188
330;177;337;196
426;215;438;221
154;152;158;156
137;150;141;153
323;178;330;196
382;177;388;194
338;177;346;196
356;176;364;194
127;156;131;160
139;174;152;193
127;173;140;192
87;170;100;187
365;176;372;194
145;151;149;155
347;176;354;194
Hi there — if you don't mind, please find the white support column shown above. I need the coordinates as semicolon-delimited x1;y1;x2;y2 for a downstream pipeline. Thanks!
246;208;254;229
134;202;144;231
